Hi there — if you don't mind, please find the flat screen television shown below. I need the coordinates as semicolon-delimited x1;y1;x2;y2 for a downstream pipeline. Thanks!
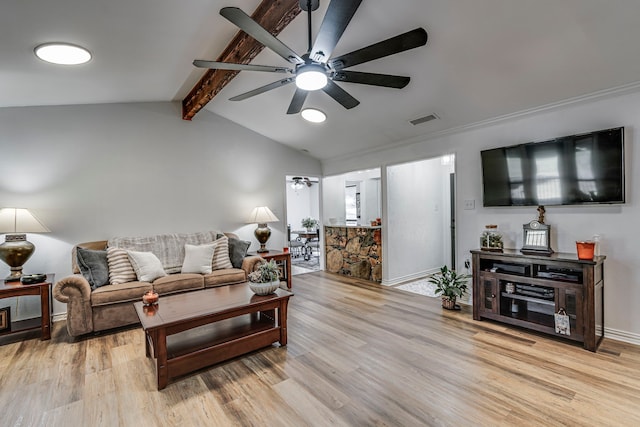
481;127;625;207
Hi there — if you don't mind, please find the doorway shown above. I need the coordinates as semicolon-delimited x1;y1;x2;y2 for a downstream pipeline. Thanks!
385;154;456;286
285;175;321;275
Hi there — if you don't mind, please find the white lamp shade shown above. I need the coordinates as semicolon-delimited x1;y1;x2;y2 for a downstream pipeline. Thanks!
247;206;279;224
0;208;50;233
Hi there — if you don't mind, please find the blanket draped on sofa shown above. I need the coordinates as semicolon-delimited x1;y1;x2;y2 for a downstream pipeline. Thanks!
108;230;221;274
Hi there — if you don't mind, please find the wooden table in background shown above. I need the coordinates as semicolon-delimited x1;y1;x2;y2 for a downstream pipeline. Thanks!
0;274;53;341
291;230;319;260
250;250;292;289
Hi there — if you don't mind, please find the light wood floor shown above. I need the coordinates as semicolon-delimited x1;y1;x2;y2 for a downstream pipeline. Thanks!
2;271;640;426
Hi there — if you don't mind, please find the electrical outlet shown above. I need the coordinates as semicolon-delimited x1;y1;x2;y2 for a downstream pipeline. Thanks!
464;259;470;269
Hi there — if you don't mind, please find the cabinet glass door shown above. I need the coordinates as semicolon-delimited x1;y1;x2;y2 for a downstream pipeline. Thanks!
560;287;583;338
480;276;498;314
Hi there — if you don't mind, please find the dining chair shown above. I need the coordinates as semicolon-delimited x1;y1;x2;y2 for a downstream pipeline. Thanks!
287;225;305;258
306;227;321;258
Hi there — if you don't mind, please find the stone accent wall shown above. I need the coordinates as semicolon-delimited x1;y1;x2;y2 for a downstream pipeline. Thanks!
325;226;382;282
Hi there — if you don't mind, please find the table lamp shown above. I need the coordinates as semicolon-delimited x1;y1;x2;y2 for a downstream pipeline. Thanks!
0;208;50;282
247;206;279;253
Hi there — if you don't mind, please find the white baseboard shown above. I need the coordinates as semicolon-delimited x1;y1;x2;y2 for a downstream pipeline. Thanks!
381;268;440;286
604;327;640;346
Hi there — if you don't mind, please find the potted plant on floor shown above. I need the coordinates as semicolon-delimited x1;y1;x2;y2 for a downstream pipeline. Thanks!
428;265;470;310
248;259;281;295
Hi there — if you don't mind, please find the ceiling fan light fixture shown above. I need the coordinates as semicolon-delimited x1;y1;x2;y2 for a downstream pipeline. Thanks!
301;108;326;123
291;177;305;189
34;43;91;65
295;64;327;91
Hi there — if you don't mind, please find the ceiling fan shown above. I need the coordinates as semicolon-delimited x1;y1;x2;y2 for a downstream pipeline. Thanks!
291;176;313;189
193;0;428;115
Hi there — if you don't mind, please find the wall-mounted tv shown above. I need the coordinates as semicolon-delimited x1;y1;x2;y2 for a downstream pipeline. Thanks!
481;127;625;207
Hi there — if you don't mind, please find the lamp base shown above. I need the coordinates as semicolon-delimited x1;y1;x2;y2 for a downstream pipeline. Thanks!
0;234;35;282
254;223;272;253
5;271;22;282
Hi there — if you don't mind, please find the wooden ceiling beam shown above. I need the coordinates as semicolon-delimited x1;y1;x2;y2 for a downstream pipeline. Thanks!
182;0;302;120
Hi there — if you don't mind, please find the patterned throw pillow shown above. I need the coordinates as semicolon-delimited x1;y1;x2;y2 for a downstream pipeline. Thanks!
212;235;234;270
106;247;137;285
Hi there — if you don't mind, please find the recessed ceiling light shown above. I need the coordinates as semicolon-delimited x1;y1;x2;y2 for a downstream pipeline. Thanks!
34;43;92;65
301;108;326;123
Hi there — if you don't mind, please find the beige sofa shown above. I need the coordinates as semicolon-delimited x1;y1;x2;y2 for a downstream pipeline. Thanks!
53;231;262;337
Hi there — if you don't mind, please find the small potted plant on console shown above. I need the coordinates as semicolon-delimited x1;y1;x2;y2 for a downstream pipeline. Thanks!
428;265;470;310
248;259;281;295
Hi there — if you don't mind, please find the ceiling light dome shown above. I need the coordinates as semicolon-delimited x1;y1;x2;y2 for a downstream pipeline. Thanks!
295;64;327;91
301;108;326;123
34;43;92;65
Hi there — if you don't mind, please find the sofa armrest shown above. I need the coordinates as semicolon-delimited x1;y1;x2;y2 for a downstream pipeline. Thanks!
53;274;94;337
241;255;264;276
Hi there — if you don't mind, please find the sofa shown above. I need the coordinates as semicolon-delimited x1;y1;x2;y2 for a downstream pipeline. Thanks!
53;231;262;337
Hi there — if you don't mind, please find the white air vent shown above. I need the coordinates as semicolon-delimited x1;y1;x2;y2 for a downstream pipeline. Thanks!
410;114;439;126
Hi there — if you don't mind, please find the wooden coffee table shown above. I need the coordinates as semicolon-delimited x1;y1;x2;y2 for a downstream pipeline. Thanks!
133;283;293;390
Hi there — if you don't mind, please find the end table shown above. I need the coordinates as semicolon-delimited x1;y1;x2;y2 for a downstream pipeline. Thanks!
0;274;53;341
249;250;292;290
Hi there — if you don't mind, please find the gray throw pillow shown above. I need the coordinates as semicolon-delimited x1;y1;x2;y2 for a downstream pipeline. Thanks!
228;237;251;269
77;247;110;290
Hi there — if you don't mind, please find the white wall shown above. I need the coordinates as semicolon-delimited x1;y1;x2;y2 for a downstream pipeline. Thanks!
322;175;346;224
322;88;640;344
0;102;321;320
361;178;381;224
385;157;451;284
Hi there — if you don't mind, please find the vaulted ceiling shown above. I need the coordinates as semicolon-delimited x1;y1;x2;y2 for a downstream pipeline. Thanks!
4;0;640;160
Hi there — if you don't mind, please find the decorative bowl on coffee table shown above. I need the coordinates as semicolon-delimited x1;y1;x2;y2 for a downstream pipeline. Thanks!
248;281;280;295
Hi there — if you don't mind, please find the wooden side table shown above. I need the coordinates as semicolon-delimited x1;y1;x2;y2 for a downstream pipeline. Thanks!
0;274;53;341
249;250;292;290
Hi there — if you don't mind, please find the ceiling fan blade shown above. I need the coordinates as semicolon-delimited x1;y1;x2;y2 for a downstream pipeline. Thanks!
229;78;295;101
286;88;309;114
322;80;359;109
330;28;428;70
193;60;293;73
333;70;410;88
310;0;362;62
220;7;304;64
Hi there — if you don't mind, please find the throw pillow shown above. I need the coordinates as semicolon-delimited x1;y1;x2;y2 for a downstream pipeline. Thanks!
227;237;251;269
76;247;109;290
106;247;137;285
127;250;167;282
212;235;234;270
181;243;216;274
